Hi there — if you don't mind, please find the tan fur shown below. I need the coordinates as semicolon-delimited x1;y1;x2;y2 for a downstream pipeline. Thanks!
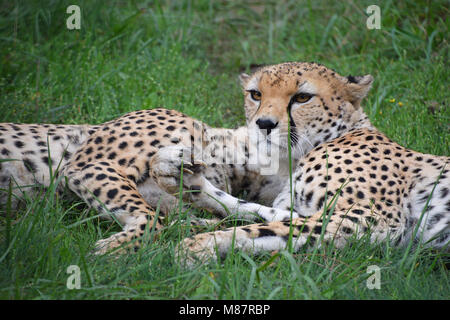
0;108;283;254
171;62;449;266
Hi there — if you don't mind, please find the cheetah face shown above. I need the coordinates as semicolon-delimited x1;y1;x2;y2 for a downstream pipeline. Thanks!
240;62;373;160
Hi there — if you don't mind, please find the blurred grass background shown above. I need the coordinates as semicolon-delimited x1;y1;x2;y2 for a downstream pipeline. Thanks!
0;0;448;299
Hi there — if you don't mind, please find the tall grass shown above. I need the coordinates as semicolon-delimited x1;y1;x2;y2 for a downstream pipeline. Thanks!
0;0;448;299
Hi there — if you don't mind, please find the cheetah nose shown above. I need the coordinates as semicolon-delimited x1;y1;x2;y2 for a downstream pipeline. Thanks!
256;118;278;135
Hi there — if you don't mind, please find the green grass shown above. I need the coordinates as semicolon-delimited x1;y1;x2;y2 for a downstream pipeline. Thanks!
0;0;449;299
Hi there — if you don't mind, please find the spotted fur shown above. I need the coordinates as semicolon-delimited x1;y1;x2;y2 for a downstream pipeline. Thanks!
0;109;284;253
0;122;97;204
168;62;449;266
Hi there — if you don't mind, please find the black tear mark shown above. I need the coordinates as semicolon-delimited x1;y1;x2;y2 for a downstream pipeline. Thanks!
347;75;358;83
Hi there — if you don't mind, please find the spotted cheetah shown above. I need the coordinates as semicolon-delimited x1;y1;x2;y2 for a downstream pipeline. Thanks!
156;62;449;265
0;108;286;253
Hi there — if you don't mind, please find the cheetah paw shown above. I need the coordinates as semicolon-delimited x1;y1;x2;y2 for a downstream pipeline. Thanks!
175;234;218;268
93;232;133;255
150;145;206;194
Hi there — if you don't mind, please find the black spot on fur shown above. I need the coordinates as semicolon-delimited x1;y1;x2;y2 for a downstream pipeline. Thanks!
107;137;116;144
96;174;107;181
108;152;117;160
258;229;277;237
15;141;24;148
347;75;358;83
305;191;314;207
94;137;103;144
107;188;118;199
93;188;101;197
23;159;37;173
134;141;144;148
313;225;323;235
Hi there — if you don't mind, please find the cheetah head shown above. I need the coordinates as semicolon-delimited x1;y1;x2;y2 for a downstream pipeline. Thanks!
240;62;374;160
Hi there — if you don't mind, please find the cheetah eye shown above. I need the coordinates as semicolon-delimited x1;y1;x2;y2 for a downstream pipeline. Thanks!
247;90;262;101
293;93;313;104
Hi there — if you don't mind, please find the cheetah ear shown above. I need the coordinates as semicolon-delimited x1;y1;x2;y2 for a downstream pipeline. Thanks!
239;73;251;88
345;74;374;107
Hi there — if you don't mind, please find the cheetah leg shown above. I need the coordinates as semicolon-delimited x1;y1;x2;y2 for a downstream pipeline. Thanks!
177;205;397;267
62;161;163;254
179;172;299;222
150;145;297;221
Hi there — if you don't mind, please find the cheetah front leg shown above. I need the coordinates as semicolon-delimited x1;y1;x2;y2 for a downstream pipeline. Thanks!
186;175;299;222
157;166;298;222
150;145;297;222
177;205;395;267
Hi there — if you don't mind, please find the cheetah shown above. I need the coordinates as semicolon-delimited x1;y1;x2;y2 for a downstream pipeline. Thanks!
0;108;286;253
153;62;449;265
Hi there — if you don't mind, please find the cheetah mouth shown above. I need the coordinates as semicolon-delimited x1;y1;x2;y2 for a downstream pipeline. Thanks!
260;132;292;156
263;128;299;147
264;129;312;161
250;125;304;160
